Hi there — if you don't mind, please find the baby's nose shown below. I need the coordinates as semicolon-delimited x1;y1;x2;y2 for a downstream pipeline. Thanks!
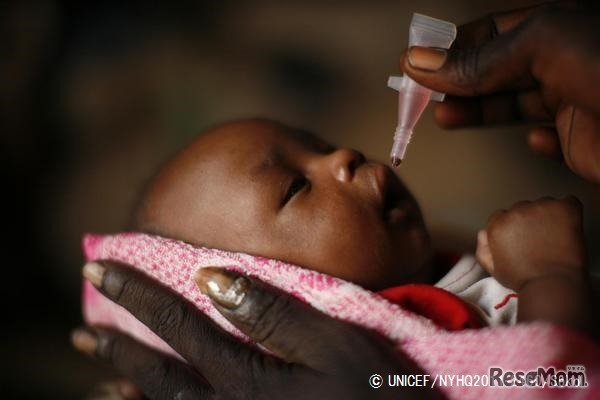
328;148;366;182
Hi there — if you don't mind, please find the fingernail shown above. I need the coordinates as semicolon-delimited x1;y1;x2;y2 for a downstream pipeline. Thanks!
408;46;447;71
83;261;105;288
71;328;98;356
194;267;250;309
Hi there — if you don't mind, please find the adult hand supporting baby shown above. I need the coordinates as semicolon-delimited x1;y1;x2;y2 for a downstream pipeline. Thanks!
399;1;600;183
72;261;443;400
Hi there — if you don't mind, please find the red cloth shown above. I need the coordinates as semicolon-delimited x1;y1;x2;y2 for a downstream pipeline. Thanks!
379;284;483;331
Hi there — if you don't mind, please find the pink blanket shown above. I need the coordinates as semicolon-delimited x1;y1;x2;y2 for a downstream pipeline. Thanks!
82;232;600;399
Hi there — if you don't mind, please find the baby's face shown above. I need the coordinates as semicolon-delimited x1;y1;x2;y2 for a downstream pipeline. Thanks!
139;119;432;290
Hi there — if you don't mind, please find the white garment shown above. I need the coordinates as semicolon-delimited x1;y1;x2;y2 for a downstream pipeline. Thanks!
435;255;518;327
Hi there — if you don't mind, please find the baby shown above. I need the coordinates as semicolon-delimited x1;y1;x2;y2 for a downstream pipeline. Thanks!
134;118;590;331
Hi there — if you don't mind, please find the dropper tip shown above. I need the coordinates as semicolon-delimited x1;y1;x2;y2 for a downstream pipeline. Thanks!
391;157;402;167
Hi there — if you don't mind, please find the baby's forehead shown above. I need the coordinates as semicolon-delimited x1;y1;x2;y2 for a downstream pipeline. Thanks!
136;121;284;232
143;120;326;203
135;119;333;237
189;120;333;168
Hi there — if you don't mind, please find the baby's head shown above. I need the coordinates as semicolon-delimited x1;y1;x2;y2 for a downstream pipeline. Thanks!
136;119;432;290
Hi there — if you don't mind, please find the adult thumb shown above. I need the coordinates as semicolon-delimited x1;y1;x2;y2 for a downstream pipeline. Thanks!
399;23;537;97
194;267;363;371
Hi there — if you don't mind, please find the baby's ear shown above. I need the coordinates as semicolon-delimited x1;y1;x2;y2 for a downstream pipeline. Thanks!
475;230;494;274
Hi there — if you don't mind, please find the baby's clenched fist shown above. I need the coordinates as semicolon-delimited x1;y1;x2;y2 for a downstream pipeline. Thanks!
476;197;586;291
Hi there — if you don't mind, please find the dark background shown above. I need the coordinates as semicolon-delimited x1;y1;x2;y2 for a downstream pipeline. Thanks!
2;1;598;398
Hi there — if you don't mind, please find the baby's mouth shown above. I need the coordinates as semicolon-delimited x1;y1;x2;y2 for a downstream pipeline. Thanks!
371;164;412;226
382;184;412;226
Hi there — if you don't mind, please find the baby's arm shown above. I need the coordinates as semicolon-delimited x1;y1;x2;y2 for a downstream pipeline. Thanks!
476;197;591;332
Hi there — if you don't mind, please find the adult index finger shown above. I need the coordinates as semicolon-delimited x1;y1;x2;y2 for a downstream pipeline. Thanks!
452;2;574;49
71;327;211;400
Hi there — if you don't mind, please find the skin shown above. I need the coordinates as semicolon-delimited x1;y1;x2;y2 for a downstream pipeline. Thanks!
476;197;590;331
73;3;600;398
137;118;433;290
400;1;600;183
73;261;443;399
397;0;597;333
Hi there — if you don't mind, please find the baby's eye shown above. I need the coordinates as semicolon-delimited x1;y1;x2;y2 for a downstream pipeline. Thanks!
283;176;308;204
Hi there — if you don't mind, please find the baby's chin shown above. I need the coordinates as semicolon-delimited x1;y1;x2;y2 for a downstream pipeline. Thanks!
391;262;432;288
389;234;434;286
352;256;431;292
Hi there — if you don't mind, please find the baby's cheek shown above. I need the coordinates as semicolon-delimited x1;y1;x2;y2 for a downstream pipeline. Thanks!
286;201;384;283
